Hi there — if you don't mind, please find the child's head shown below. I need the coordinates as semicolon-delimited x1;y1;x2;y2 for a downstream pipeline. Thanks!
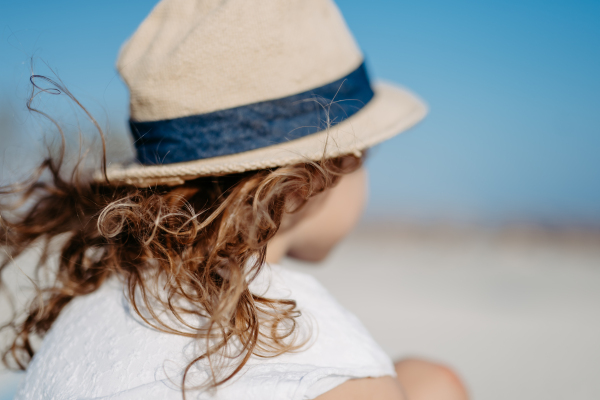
0;0;426;392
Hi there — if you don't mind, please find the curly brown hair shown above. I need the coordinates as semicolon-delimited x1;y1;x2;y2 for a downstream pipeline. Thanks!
0;76;363;396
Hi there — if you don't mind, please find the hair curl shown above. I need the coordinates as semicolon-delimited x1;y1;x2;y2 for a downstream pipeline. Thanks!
0;75;363;396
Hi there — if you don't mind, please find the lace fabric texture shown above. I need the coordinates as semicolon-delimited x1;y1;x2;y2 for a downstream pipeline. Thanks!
15;265;395;400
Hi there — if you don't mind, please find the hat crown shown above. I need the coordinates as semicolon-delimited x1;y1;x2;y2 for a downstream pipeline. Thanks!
118;0;363;122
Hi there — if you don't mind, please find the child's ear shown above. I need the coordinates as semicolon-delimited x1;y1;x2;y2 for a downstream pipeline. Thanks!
284;190;308;214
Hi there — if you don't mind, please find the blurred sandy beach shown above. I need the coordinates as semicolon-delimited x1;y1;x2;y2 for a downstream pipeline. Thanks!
0;222;598;400
282;223;600;400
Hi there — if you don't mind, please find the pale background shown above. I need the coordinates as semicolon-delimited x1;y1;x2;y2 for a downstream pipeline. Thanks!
1;0;599;399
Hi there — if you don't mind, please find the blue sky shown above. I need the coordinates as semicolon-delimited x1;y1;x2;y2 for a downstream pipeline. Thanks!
1;0;599;225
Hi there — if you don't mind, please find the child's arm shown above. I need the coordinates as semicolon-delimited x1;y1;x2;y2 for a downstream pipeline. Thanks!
315;359;468;400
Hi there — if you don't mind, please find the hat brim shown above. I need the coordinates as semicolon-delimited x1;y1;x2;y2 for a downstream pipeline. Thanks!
97;82;427;186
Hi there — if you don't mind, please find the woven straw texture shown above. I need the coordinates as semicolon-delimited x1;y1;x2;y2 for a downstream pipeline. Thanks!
118;0;363;122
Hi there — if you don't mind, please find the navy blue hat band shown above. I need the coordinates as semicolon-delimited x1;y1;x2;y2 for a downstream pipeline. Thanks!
130;62;374;166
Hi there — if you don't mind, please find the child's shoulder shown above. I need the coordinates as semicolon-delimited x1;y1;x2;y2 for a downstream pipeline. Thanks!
15;279;190;399
16;268;395;400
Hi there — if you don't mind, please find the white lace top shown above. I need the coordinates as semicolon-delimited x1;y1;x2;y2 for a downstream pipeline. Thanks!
15;264;395;400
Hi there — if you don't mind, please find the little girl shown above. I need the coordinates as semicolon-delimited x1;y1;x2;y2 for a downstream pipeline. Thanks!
1;0;468;399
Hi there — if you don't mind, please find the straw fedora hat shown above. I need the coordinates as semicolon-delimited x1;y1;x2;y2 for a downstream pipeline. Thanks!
100;0;427;187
